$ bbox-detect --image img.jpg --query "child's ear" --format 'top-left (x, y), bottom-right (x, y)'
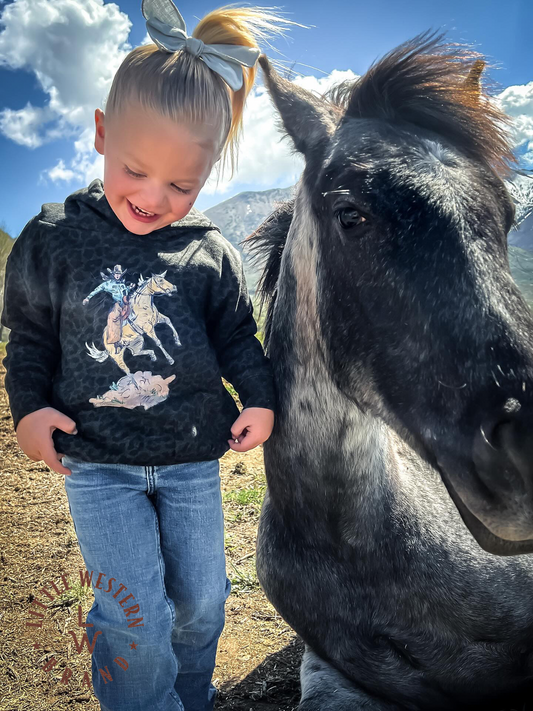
top-left (94, 109), bottom-right (105, 155)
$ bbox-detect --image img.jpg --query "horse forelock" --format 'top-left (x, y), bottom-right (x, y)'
top-left (325, 30), bottom-right (516, 178)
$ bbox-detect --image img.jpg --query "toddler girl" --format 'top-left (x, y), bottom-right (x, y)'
top-left (1, 1), bottom-right (290, 709)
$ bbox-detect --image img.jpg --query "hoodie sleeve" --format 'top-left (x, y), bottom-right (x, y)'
top-left (1, 216), bottom-right (61, 430)
top-left (205, 241), bottom-right (276, 412)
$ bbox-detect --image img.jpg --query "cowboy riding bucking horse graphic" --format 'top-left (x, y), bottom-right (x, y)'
top-left (83, 264), bottom-right (180, 410)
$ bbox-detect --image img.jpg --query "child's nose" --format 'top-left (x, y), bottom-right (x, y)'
top-left (137, 188), bottom-right (168, 214)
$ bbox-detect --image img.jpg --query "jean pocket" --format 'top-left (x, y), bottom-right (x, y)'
top-left (62, 455), bottom-right (74, 477)
top-left (62, 455), bottom-right (85, 471)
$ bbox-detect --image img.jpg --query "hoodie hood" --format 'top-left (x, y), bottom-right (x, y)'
top-left (39, 177), bottom-right (219, 234)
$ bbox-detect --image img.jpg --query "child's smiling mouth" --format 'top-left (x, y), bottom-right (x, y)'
top-left (127, 199), bottom-right (160, 223)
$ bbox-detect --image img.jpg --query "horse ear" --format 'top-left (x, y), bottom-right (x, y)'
top-left (463, 59), bottom-right (485, 98)
top-left (259, 55), bottom-right (336, 160)
top-left (160, 270), bottom-right (167, 278)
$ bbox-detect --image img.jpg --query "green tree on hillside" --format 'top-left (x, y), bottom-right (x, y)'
top-left (0, 223), bottom-right (15, 342)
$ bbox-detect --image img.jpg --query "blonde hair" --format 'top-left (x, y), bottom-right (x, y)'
top-left (104, 5), bottom-right (296, 179)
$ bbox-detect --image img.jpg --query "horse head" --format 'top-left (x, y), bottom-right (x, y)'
top-left (254, 31), bottom-right (533, 554)
top-left (147, 271), bottom-right (177, 296)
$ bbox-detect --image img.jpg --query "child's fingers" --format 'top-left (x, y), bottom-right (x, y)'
top-left (41, 442), bottom-right (72, 476)
top-left (230, 425), bottom-right (245, 440)
top-left (227, 435), bottom-right (261, 452)
top-left (51, 412), bottom-right (78, 435)
top-left (230, 411), bottom-right (253, 439)
top-left (228, 439), bottom-right (248, 452)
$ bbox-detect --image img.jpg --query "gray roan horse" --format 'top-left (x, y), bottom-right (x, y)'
top-left (249, 32), bottom-right (533, 711)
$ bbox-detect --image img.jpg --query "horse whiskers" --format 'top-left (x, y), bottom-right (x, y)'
top-left (322, 189), bottom-right (352, 197)
top-left (480, 424), bottom-right (497, 451)
top-left (436, 378), bottom-right (467, 389)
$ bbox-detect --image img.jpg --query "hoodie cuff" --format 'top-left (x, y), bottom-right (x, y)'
top-left (235, 371), bottom-right (276, 412)
top-left (9, 396), bottom-right (52, 432)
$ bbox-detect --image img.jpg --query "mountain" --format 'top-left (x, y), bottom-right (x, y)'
top-left (506, 172), bottom-right (533, 251)
top-left (203, 186), bottom-right (294, 293)
top-left (509, 245), bottom-right (533, 308)
top-left (508, 212), bottom-right (533, 252)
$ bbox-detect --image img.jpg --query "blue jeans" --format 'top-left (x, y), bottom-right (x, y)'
top-left (62, 456), bottom-right (231, 711)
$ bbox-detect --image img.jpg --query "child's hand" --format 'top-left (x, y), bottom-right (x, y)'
top-left (16, 407), bottom-right (78, 476)
top-left (228, 407), bottom-right (275, 453)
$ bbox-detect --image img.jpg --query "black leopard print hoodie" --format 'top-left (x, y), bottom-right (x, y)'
top-left (1, 178), bottom-right (275, 465)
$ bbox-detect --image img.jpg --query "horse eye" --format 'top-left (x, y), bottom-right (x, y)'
top-left (336, 208), bottom-right (367, 230)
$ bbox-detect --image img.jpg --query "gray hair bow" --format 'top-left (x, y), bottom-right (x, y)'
top-left (141, 0), bottom-right (260, 91)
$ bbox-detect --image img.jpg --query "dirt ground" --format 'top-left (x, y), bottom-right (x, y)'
top-left (0, 353), bottom-right (303, 711)
top-left (4, 353), bottom-right (533, 711)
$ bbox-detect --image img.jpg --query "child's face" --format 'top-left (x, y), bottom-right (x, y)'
top-left (94, 102), bottom-right (222, 234)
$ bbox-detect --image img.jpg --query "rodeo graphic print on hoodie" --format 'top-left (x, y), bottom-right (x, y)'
top-left (1, 178), bottom-right (275, 465)
top-left (83, 263), bottom-right (180, 410)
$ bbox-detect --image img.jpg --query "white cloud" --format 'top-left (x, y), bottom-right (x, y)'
top-left (0, 0), bottom-right (131, 181)
top-left (203, 68), bottom-right (359, 198)
top-left (496, 81), bottom-right (533, 167)
top-left (46, 157), bottom-right (76, 182)
top-left (497, 82), bottom-right (533, 142)
top-left (0, 102), bottom-right (57, 147)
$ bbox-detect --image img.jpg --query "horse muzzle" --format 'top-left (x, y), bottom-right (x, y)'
top-left (468, 400), bottom-right (533, 540)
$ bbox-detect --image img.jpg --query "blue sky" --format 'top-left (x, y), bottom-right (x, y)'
top-left (1, 0), bottom-right (532, 238)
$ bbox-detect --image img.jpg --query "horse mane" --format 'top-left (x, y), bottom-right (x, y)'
top-left (246, 199), bottom-right (294, 348)
top-left (132, 272), bottom-right (168, 296)
top-left (247, 31), bottom-right (519, 348)
top-left (131, 273), bottom-right (156, 300)
top-left (327, 30), bottom-right (516, 177)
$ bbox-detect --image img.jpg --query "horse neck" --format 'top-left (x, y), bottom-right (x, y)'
top-left (266, 186), bottom-right (397, 516)
top-left (132, 281), bottom-right (154, 305)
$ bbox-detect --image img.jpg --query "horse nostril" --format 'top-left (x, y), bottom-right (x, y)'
top-left (479, 399), bottom-right (523, 449)
top-left (483, 419), bottom-right (513, 450)
top-left (474, 400), bottom-right (533, 496)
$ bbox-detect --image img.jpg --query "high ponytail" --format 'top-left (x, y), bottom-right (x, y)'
top-left (192, 6), bottom-right (297, 176)
top-left (104, 5), bottom-right (300, 179)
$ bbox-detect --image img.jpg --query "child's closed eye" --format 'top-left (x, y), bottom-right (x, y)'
top-left (123, 165), bottom-right (191, 195)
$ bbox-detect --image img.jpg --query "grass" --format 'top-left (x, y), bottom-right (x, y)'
top-left (253, 295), bottom-right (266, 346)
top-left (227, 557), bottom-right (260, 594)
top-left (223, 485), bottom-right (266, 524)
top-left (224, 486), bottom-right (265, 508)
top-left (223, 379), bottom-right (240, 402)
top-left (48, 578), bottom-right (93, 610)
top-left (223, 481), bottom-right (266, 594)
